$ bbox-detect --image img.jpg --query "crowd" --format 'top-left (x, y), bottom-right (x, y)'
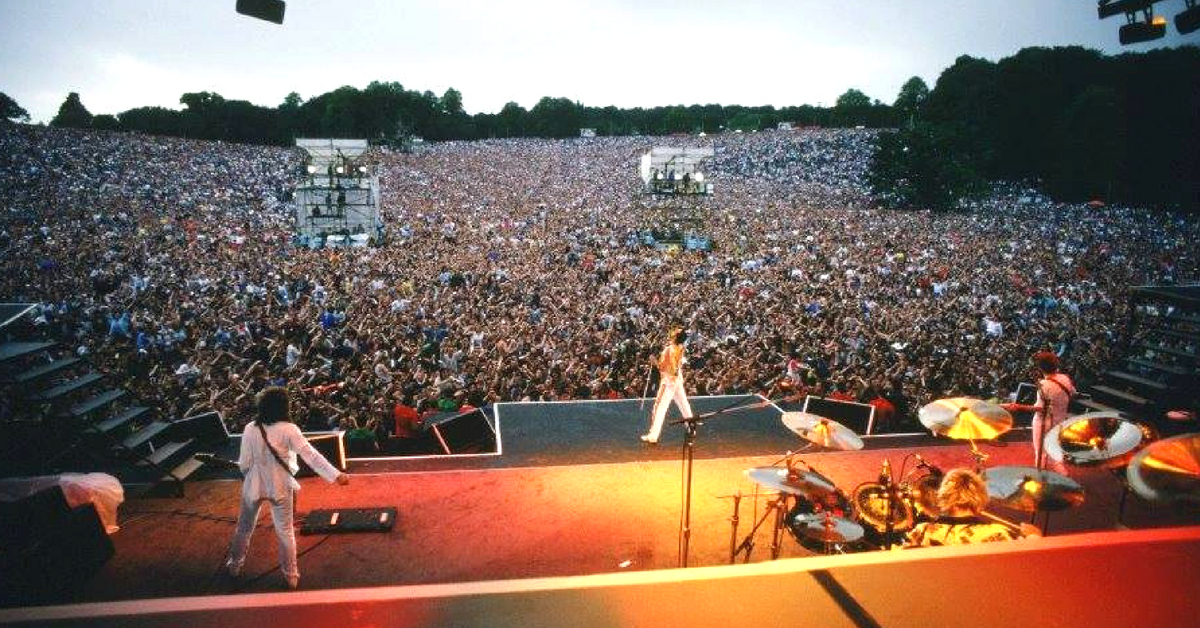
top-left (3, 122), bottom-right (1198, 441)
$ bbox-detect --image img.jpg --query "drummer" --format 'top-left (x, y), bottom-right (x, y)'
top-left (904, 469), bottom-right (1040, 547)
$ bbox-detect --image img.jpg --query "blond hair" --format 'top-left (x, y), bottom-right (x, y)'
top-left (936, 468), bottom-right (989, 514)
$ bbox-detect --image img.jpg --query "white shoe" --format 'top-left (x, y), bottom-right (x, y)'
top-left (640, 434), bottom-right (657, 445)
top-left (224, 559), bottom-right (242, 578)
top-left (285, 574), bottom-right (299, 589)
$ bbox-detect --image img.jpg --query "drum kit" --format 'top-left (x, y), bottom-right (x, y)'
top-left (730, 397), bottom-right (1193, 562)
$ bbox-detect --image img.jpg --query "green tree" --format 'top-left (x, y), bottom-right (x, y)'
top-left (497, 101), bottom-right (527, 137)
top-left (893, 76), bottom-right (929, 127)
top-left (440, 87), bottom-right (464, 115)
top-left (835, 88), bottom-right (871, 109)
top-left (1, 91), bottom-right (29, 122)
top-left (91, 114), bottom-right (121, 131)
top-left (118, 106), bottom-right (188, 136)
top-left (1050, 86), bottom-right (1125, 202)
top-left (868, 123), bottom-right (984, 211)
top-left (50, 92), bottom-right (93, 128)
top-left (528, 96), bottom-right (583, 138)
top-left (726, 111), bottom-right (762, 132)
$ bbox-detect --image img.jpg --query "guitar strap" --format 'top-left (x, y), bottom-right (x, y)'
top-left (1043, 374), bottom-right (1074, 397)
top-left (256, 422), bottom-right (293, 474)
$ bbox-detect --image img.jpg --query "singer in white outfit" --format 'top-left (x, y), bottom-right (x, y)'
top-left (225, 387), bottom-right (349, 589)
top-left (642, 328), bottom-right (692, 444)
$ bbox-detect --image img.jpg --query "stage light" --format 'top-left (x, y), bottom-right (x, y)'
top-left (336, 166), bottom-right (345, 175)
top-left (1119, 17), bottom-right (1167, 42)
top-left (1098, 0), bottom-right (1156, 20)
top-left (655, 172), bottom-right (663, 180)
top-left (358, 165), bottom-right (367, 173)
top-left (694, 172), bottom-right (704, 182)
top-left (236, 0), bottom-right (285, 24)
top-left (1177, 1), bottom-right (1200, 34)
top-left (306, 165), bottom-right (316, 174)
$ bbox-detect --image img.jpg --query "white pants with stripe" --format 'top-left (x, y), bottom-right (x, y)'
top-left (646, 375), bottom-right (692, 442)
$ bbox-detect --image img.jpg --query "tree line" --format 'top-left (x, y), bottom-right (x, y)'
top-left (3, 44), bottom-right (1196, 211)
top-left (869, 45), bottom-right (1200, 212)
top-left (9, 83), bottom-right (895, 146)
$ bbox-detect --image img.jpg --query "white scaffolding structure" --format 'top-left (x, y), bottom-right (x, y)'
top-left (293, 139), bottom-right (383, 245)
top-left (639, 146), bottom-right (715, 195)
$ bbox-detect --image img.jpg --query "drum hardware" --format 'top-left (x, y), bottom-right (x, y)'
top-left (781, 411), bottom-right (864, 451)
top-left (668, 394), bottom-right (788, 568)
top-left (1045, 413), bottom-right (1157, 527)
top-left (1126, 432), bottom-right (1200, 504)
top-left (731, 487), bottom-right (793, 563)
top-left (737, 455), bottom-right (848, 561)
top-left (919, 397), bottom-right (1012, 472)
top-left (985, 465), bottom-right (1085, 534)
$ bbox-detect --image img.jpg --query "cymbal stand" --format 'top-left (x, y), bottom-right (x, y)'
top-left (732, 491), bottom-right (791, 563)
top-left (820, 511), bottom-right (838, 556)
top-left (728, 491), bottom-right (742, 564)
top-left (969, 439), bottom-right (989, 472)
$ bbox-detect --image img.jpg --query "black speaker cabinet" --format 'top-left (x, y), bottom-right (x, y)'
top-left (802, 396), bottom-right (877, 435)
top-left (424, 408), bottom-right (496, 454)
top-left (296, 432), bottom-right (347, 477)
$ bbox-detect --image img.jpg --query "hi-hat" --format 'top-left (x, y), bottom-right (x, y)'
top-left (919, 397), bottom-right (1013, 440)
top-left (985, 465), bottom-right (1084, 512)
top-left (790, 513), bottom-right (865, 544)
top-left (1048, 412), bottom-right (1155, 467)
top-left (781, 411), bottom-right (863, 451)
top-left (745, 466), bottom-right (839, 499)
top-left (1126, 433), bottom-right (1200, 503)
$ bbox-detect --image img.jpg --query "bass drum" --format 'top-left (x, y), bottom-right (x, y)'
top-left (851, 482), bottom-right (914, 547)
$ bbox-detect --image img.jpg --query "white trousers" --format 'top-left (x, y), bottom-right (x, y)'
top-left (646, 375), bottom-right (692, 441)
top-left (227, 492), bottom-right (298, 580)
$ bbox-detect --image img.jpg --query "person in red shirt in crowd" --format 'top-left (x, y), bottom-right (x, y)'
top-left (392, 394), bottom-right (422, 438)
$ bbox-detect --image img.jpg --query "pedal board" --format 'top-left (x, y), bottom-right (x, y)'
top-left (300, 507), bottom-right (397, 534)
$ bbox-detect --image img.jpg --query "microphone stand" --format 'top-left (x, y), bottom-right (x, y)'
top-left (669, 393), bottom-right (791, 568)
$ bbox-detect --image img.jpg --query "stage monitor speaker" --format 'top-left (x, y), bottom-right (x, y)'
top-left (425, 408), bottom-right (496, 454)
top-left (0, 484), bottom-right (72, 549)
top-left (803, 396), bottom-right (876, 435)
top-left (173, 410), bottom-right (231, 445)
top-left (296, 432), bottom-right (346, 477)
top-left (0, 502), bottom-right (113, 606)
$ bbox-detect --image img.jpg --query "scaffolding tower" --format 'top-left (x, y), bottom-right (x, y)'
top-left (293, 138), bottom-right (383, 246)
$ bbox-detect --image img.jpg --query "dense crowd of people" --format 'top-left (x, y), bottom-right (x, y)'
top-left (3, 122), bottom-right (1198, 442)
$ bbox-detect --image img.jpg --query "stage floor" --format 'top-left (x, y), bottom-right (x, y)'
top-left (30, 434), bottom-right (1199, 607)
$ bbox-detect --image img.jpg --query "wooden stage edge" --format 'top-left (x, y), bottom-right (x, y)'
top-left (4, 525), bottom-right (1199, 628)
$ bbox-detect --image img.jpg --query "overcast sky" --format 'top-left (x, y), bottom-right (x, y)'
top-left (1, 0), bottom-right (1196, 123)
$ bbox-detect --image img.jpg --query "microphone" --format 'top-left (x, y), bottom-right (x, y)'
top-left (914, 454), bottom-right (943, 475)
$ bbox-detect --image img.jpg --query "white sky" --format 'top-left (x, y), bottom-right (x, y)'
top-left (1, 0), bottom-right (1196, 123)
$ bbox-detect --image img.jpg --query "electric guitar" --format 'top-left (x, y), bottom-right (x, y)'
top-left (194, 452), bottom-right (241, 471)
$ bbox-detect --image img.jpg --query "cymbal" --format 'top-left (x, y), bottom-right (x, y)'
top-left (1126, 433), bottom-right (1200, 503)
top-left (791, 513), bottom-right (865, 544)
top-left (1049, 413), bottom-right (1154, 468)
top-left (985, 466), bottom-right (1084, 512)
top-left (919, 397), bottom-right (1013, 440)
top-left (745, 466), bottom-right (839, 498)
top-left (781, 411), bottom-right (863, 451)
